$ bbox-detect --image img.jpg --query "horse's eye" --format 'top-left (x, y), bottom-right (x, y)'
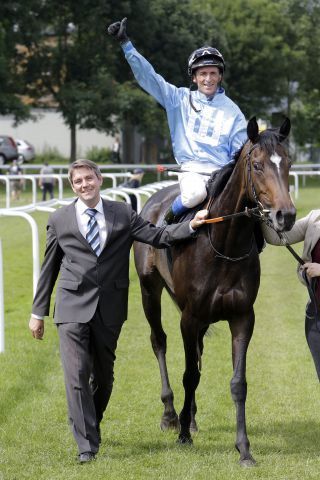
top-left (253, 162), bottom-right (263, 172)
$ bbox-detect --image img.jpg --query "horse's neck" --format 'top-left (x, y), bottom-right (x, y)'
top-left (213, 159), bottom-right (247, 216)
top-left (208, 156), bottom-right (256, 251)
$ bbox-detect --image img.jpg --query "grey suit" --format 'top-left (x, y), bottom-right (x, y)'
top-left (32, 198), bottom-right (195, 454)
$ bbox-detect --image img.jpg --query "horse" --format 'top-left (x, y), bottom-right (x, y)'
top-left (133, 117), bottom-right (296, 466)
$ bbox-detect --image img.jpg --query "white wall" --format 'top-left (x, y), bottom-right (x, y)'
top-left (0, 109), bottom-right (115, 157)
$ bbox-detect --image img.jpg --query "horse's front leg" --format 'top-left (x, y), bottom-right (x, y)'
top-left (140, 280), bottom-right (179, 431)
top-left (189, 326), bottom-right (207, 433)
top-left (228, 313), bottom-right (256, 467)
top-left (178, 313), bottom-right (201, 444)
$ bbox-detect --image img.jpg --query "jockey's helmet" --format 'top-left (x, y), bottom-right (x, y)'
top-left (188, 46), bottom-right (225, 77)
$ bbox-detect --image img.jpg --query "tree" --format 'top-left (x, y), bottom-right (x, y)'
top-left (285, 0), bottom-right (320, 147)
top-left (4, 0), bottom-right (119, 161)
top-left (0, 16), bottom-right (30, 122)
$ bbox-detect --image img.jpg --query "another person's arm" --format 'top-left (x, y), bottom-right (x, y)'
top-left (262, 211), bottom-right (312, 246)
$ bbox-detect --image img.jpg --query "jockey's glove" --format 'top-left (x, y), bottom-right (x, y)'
top-left (107, 17), bottom-right (129, 45)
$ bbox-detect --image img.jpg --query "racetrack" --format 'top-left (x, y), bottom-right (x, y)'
top-left (0, 182), bottom-right (319, 479)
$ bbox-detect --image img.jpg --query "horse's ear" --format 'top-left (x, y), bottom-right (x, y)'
top-left (279, 117), bottom-right (291, 141)
top-left (247, 116), bottom-right (260, 143)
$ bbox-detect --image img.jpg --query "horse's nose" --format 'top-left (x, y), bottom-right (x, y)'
top-left (275, 207), bottom-right (296, 231)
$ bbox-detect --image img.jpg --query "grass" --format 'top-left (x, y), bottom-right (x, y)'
top-left (0, 182), bottom-right (320, 479)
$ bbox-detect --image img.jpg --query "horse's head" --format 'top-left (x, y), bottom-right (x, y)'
top-left (244, 116), bottom-right (296, 232)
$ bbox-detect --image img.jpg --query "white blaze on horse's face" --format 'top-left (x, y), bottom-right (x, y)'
top-left (270, 153), bottom-right (282, 173)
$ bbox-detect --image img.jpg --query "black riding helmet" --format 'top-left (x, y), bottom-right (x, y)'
top-left (188, 46), bottom-right (225, 77)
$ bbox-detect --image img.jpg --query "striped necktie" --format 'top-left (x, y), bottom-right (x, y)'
top-left (85, 208), bottom-right (101, 256)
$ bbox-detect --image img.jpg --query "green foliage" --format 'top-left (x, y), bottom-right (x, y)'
top-left (0, 22), bottom-right (30, 122)
top-left (85, 146), bottom-right (112, 163)
top-left (117, 81), bottom-right (169, 138)
top-left (36, 146), bottom-right (68, 164)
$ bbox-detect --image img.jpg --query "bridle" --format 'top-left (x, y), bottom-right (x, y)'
top-left (244, 143), bottom-right (262, 206)
top-left (206, 141), bottom-right (267, 262)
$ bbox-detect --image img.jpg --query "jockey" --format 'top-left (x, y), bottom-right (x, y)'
top-left (108, 18), bottom-right (247, 222)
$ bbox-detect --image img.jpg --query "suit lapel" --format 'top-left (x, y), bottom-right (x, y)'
top-left (101, 198), bottom-right (115, 252)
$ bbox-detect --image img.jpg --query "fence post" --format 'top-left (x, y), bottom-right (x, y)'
top-left (0, 238), bottom-right (4, 352)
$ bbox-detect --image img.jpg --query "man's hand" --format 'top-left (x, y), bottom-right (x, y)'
top-left (190, 209), bottom-right (208, 230)
top-left (107, 17), bottom-right (129, 44)
top-left (29, 316), bottom-right (44, 340)
top-left (302, 262), bottom-right (320, 278)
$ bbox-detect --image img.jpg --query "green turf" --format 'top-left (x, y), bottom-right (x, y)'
top-left (0, 186), bottom-right (320, 479)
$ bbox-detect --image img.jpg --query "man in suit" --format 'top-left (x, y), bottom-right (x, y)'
top-left (29, 159), bottom-right (207, 463)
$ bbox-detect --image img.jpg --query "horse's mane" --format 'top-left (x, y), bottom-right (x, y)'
top-left (206, 161), bottom-right (236, 198)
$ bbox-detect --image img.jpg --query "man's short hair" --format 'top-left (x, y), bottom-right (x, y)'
top-left (68, 159), bottom-right (102, 184)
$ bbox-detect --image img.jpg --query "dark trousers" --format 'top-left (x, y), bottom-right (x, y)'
top-left (305, 314), bottom-right (320, 380)
top-left (42, 182), bottom-right (54, 200)
top-left (57, 306), bottom-right (123, 454)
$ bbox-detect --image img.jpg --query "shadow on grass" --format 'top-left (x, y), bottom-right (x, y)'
top-left (100, 418), bottom-right (320, 460)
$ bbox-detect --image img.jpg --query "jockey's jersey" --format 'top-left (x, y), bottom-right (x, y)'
top-left (122, 41), bottom-right (247, 169)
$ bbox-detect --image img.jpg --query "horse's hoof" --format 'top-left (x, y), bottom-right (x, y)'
top-left (176, 435), bottom-right (193, 445)
top-left (160, 414), bottom-right (180, 432)
top-left (239, 456), bottom-right (256, 468)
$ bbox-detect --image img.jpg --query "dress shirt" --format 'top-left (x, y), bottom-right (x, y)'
top-left (75, 197), bottom-right (107, 250)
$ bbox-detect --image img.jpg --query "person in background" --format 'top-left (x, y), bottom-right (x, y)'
top-left (263, 210), bottom-right (320, 379)
top-left (119, 168), bottom-right (145, 211)
top-left (9, 159), bottom-right (23, 201)
top-left (108, 18), bottom-right (247, 223)
top-left (29, 159), bottom-right (208, 464)
top-left (111, 136), bottom-right (121, 163)
top-left (39, 162), bottom-right (54, 201)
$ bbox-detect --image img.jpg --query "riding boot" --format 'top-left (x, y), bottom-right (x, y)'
top-left (164, 195), bottom-right (192, 225)
top-left (164, 206), bottom-right (176, 225)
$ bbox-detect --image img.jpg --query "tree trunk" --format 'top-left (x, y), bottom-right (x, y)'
top-left (70, 121), bottom-right (77, 163)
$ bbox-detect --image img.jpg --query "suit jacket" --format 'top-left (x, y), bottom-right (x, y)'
top-left (263, 209), bottom-right (320, 286)
top-left (32, 198), bottom-right (195, 325)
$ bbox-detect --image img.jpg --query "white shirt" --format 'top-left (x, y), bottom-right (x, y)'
top-left (75, 197), bottom-right (107, 251)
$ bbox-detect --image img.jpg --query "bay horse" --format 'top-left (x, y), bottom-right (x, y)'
top-left (133, 117), bottom-right (296, 466)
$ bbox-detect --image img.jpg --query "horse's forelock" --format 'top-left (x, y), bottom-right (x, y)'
top-left (258, 128), bottom-right (287, 155)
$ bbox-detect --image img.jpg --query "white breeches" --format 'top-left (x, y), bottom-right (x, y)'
top-left (179, 162), bottom-right (219, 208)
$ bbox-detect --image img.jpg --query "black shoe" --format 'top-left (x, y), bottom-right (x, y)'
top-left (78, 452), bottom-right (96, 464)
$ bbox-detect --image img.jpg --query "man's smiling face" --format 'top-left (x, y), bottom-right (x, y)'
top-left (193, 66), bottom-right (222, 97)
top-left (71, 166), bottom-right (103, 207)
